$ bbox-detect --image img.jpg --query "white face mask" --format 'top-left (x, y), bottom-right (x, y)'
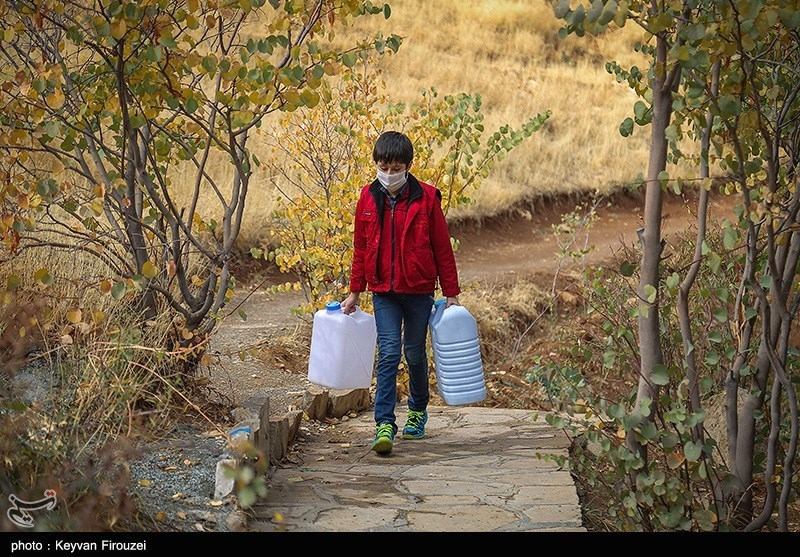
top-left (377, 169), bottom-right (407, 194)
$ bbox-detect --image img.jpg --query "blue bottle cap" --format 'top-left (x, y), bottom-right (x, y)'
top-left (434, 299), bottom-right (447, 307)
top-left (326, 301), bottom-right (342, 311)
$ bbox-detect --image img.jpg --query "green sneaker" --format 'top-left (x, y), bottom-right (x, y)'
top-left (371, 423), bottom-right (395, 455)
top-left (402, 409), bottom-right (428, 439)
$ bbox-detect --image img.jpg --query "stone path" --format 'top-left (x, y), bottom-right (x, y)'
top-left (249, 405), bottom-right (584, 532)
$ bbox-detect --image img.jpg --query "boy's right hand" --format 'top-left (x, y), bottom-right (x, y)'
top-left (342, 292), bottom-right (360, 315)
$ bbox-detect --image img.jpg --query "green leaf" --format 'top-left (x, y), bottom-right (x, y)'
top-left (6, 274), bottom-right (21, 291)
top-left (651, 364), bottom-right (670, 386)
top-left (723, 228), bottom-right (738, 249)
top-left (705, 351), bottom-right (719, 366)
top-left (666, 272), bottom-right (680, 289)
top-left (238, 309), bottom-right (247, 321)
top-left (759, 275), bottom-right (772, 289)
top-left (684, 440), bottom-right (703, 462)
top-left (745, 307), bottom-right (757, 320)
top-left (644, 284), bottom-right (657, 304)
top-left (662, 431), bottom-right (680, 449)
top-left (707, 251), bottom-right (721, 274)
top-left (111, 281), bottom-right (126, 300)
top-left (553, 0), bottom-right (571, 19)
top-left (609, 403), bottom-right (626, 419)
top-left (597, 0), bottom-right (618, 26)
top-left (341, 53), bottom-right (357, 68)
top-left (634, 100), bottom-right (649, 124)
top-left (620, 260), bottom-right (635, 277)
top-left (185, 97), bottom-right (199, 114)
top-left (619, 117), bottom-right (634, 137)
top-left (383, 4), bottom-right (391, 18)
top-left (708, 331), bottom-right (722, 343)
top-left (712, 307), bottom-right (728, 323)
top-left (238, 486), bottom-right (256, 508)
top-left (639, 421), bottom-right (658, 441)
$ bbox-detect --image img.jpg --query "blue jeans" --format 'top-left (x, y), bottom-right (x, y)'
top-left (372, 291), bottom-right (435, 432)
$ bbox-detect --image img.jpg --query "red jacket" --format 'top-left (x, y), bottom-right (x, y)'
top-left (350, 175), bottom-right (461, 297)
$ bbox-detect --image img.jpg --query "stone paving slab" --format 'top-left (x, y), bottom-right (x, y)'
top-left (249, 406), bottom-right (585, 532)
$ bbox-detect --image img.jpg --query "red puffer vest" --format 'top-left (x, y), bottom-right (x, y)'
top-left (349, 174), bottom-right (461, 297)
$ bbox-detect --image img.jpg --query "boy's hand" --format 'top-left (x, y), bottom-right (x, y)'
top-left (342, 292), bottom-right (360, 315)
top-left (446, 296), bottom-right (460, 308)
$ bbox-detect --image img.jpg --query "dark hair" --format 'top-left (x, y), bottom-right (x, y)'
top-left (372, 131), bottom-right (413, 165)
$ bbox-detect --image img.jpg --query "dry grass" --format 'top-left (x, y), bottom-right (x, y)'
top-left (324, 0), bottom-right (659, 221)
top-left (183, 0), bottom-right (683, 250)
top-left (459, 276), bottom-right (552, 368)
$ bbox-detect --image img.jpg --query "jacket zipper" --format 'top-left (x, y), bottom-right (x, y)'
top-left (390, 204), bottom-right (395, 291)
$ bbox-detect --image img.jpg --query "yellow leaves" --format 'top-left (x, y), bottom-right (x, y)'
top-left (110, 20), bottom-right (127, 40)
top-left (141, 260), bottom-right (158, 279)
top-left (34, 268), bottom-right (53, 286)
top-left (47, 87), bottom-right (65, 109)
top-left (66, 308), bottom-right (82, 324)
top-left (187, 0), bottom-right (199, 12)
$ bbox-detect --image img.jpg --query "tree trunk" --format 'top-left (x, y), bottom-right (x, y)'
top-left (626, 35), bottom-right (672, 476)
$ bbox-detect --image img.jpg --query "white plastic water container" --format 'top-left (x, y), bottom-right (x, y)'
top-left (429, 299), bottom-right (486, 405)
top-left (307, 301), bottom-right (377, 390)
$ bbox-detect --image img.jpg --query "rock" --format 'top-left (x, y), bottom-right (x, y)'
top-left (328, 388), bottom-right (370, 418)
top-left (214, 459), bottom-right (237, 500)
top-left (286, 410), bottom-right (303, 445)
top-left (303, 385), bottom-right (330, 421)
top-left (268, 415), bottom-right (290, 465)
top-left (226, 509), bottom-right (248, 532)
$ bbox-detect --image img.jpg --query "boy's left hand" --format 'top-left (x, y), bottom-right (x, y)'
top-left (446, 296), bottom-right (460, 308)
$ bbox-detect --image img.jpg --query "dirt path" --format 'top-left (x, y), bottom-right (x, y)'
top-left (452, 190), bottom-right (736, 285)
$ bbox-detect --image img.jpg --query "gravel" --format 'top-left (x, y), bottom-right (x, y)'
top-left (127, 423), bottom-right (248, 532)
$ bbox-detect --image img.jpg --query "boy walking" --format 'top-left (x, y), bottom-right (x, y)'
top-left (341, 131), bottom-right (461, 455)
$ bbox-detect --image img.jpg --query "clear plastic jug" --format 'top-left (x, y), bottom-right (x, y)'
top-left (308, 301), bottom-right (377, 390)
top-left (429, 299), bottom-right (486, 405)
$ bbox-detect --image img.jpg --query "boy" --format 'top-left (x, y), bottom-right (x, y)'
top-left (341, 131), bottom-right (461, 455)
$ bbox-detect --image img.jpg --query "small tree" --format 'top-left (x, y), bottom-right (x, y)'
top-left (261, 56), bottom-right (551, 314)
top-left (551, 0), bottom-right (800, 530)
top-left (0, 0), bottom-right (395, 355)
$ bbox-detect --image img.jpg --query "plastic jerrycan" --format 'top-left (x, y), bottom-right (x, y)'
top-left (429, 299), bottom-right (487, 405)
top-left (308, 301), bottom-right (377, 390)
